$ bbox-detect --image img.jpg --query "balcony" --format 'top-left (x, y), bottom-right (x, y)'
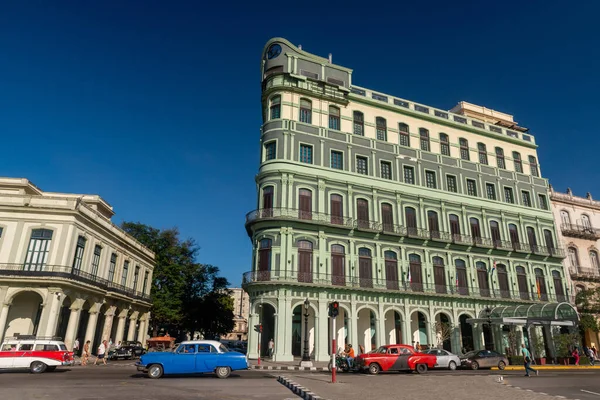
top-left (0, 264), bottom-right (150, 301)
top-left (245, 208), bottom-right (356, 231)
top-left (242, 270), bottom-right (552, 303)
top-left (569, 267), bottom-right (600, 282)
top-left (561, 223), bottom-right (600, 240)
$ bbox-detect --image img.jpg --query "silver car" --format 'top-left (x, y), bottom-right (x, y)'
top-left (423, 349), bottom-right (461, 370)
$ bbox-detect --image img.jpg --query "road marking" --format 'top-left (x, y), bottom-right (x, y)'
top-left (581, 389), bottom-right (600, 396)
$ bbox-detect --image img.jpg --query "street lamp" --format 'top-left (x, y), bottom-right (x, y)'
top-left (300, 298), bottom-right (313, 367)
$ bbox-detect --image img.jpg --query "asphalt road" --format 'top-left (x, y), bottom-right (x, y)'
top-left (0, 363), bottom-right (298, 400)
top-left (503, 370), bottom-right (600, 399)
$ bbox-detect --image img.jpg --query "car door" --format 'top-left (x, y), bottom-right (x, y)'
top-left (0, 344), bottom-right (15, 368)
top-left (436, 350), bottom-right (449, 368)
top-left (14, 343), bottom-right (34, 368)
top-left (478, 351), bottom-right (492, 367)
top-left (488, 351), bottom-right (501, 367)
top-left (196, 344), bottom-right (219, 373)
top-left (385, 347), bottom-right (400, 371)
top-left (172, 344), bottom-right (197, 374)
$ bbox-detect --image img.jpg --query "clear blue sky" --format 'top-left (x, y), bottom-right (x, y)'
top-left (1, 1), bottom-right (599, 286)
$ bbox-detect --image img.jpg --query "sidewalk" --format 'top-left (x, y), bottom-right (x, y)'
top-left (249, 358), bottom-right (330, 371)
top-left (492, 364), bottom-right (600, 370)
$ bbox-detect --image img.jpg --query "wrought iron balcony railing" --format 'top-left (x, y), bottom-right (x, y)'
top-left (561, 223), bottom-right (600, 240)
top-left (242, 270), bottom-right (555, 303)
top-left (245, 208), bottom-right (355, 228)
top-left (0, 264), bottom-right (151, 301)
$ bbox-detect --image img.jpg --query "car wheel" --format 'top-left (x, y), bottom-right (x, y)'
top-left (148, 364), bottom-right (163, 379)
top-left (30, 361), bottom-right (47, 374)
top-left (416, 364), bottom-right (428, 374)
top-left (471, 361), bottom-right (479, 370)
top-left (368, 363), bottom-right (380, 375)
top-left (215, 366), bottom-right (231, 379)
top-left (448, 361), bottom-right (457, 371)
top-left (327, 361), bottom-right (333, 372)
top-left (498, 361), bottom-right (506, 370)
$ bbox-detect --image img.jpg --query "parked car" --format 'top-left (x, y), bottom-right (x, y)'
top-left (0, 335), bottom-right (74, 373)
top-left (135, 340), bottom-right (248, 379)
top-left (460, 349), bottom-right (508, 370)
top-left (354, 344), bottom-right (437, 374)
top-left (108, 341), bottom-right (145, 360)
top-left (422, 349), bottom-right (462, 370)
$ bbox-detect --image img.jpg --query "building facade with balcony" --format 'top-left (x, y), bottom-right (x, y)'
top-left (0, 178), bottom-right (154, 352)
top-left (550, 186), bottom-right (600, 346)
top-left (243, 38), bottom-right (568, 362)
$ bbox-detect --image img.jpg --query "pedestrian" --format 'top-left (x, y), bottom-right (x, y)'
top-left (94, 340), bottom-right (108, 365)
top-left (573, 347), bottom-right (580, 366)
top-left (587, 347), bottom-right (596, 366)
top-left (415, 342), bottom-right (420, 351)
top-left (521, 343), bottom-right (538, 377)
top-left (592, 345), bottom-right (598, 358)
top-left (73, 338), bottom-right (80, 356)
top-left (82, 340), bottom-right (91, 366)
top-left (268, 338), bottom-right (274, 358)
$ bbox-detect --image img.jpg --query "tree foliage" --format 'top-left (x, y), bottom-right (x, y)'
top-left (434, 321), bottom-right (453, 348)
top-left (121, 222), bottom-right (234, 338)
top-left (576, 287), bottom-right (600, 314)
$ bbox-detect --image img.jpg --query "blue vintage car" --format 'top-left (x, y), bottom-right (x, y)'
top-left (136, 340), bottom-right (248, 379)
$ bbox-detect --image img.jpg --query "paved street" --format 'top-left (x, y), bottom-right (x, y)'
top-left (0, 363), bottom-right (297, 400)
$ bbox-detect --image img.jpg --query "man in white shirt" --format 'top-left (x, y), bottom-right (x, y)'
top-left (94, 340), bottom-right (108, 365)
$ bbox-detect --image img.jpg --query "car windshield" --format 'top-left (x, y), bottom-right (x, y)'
top-left (219, 344), bottom-right (229, 353)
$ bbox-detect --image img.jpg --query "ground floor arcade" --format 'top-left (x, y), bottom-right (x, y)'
top-left (245, 285), bottom-right (560, 362)
top-left (0, 284), bottom-right (150, 354)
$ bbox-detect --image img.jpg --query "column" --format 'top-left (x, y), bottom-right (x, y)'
top-left (101, 307), bottom-right (116, 343)
top-left (349, 295), bottom-right (358, 350)
top-left (247, 312), bottom-right (259, 360)
top-left (84, 311), bottom-right (99, 352)
top-left (114, 315), bottom-right (127, 344)
top-left (64, 306), bottom-right (82, 351)
top-left (43, 290), bottom-right (64, 337)
top-left (276, 292), bottom-right (292, 361)
top-left (0, 303), bottom-right (11, 343)
top-left (472, 323), bottom-right (483, 350)
top-left (316, 296), bottom-right (329, 362)
top-left (137, 315), bottom-right (147, 343)
top-left (377, 302), bottom-right (385, 348)
top-left (141, 312), bottom-right (150, 346)
top-left (543, 324), bottom-right (556, 362)
top-left (127, 315), bottom-right (138, 341)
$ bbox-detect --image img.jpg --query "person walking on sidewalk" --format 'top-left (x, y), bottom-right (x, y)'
top-left (94, 340), bottom-right (108, 365)
top-left (73, 338), bottom-right (80, 357)
top-left (573, 347), bottom-right (580, 366)
top-left (521, 343), bottom-right (538, 377)
top-left (268, 339), bottom-right (274, 359)
top-left (82, 340), bottom-right (91, 366)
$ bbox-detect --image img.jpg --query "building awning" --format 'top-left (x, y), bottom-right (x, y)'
top-left (466, 302), bottom-right (579, 326)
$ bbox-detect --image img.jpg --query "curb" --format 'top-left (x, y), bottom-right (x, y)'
top-left (252, 365), bottom-right (328, 372)
top-left (492, 366), bottom-right (600, 371)
top-left (277, 375), bottom-right (330, 400)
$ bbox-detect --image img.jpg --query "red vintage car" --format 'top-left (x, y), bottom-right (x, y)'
top-left (355, 344), bottom-right (437, 374)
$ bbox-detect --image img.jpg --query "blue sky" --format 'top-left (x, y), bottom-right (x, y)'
top-left (1, 1), bottom-right (599, 286)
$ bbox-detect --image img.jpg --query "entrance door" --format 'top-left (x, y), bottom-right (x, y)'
top-left (516, 267), bottom-right (529, 300)
top-left (476, 263), bottom-right (490, 297)
top-left (385, 251), bottom-right (399, 290)
top-left (409, 255), bottom-right (423, 292)
top-left (331, 245), bottom-right (345, 286)
top-left (433, 257), bottom-right (446, 293)
top-left (497, 265), bottom-right (510, 298)
top-left (359, 248), bottom-right (373, 288)
top-left (297, 241), bottom-right (313, 283)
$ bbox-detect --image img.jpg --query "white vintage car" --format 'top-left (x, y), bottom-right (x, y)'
top-left (0, 335), bottom-right (74, 373)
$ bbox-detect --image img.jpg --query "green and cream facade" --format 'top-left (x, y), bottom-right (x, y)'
top-left (243, 38), bottom-right (567, 362)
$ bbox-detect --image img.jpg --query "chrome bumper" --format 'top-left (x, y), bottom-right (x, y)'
top-left (135, 362), bottom-right (147, 372)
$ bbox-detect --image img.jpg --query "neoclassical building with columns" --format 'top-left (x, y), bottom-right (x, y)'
top-left (0, 177), bottom-right (154, 353)
top-left (243, 38), bottom-right (572, 363)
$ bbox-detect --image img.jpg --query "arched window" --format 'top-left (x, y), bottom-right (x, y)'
top-left (381, 203), bottom-right (394, 232)
top-left (72, 235), bottom-right (87, 272)
top-left (459, 138), bottom-right (469, 160)
top-left (376, 117), bottom-right (387, 141)
top-left (432, 256), bottom-right (446, 293)
top-left (356, 199), bottom-right (369, 229)
top-left (299, 98), bottom-right (312, 123)
top-left (544, 229), bottom-right (555, 253)
top-left (470, 217), bottom-right (481, 242)
top-left (297, 240), bottom-right (313, 283)
top-left (358, 248), bottom-right (373, 288)
top-left (405, 207), bottom-right (417, 234)
top-left (535, 268), bottom-right (547, 300)
top-left (353, 111), bottom-right (364, 136)
top-left (497, 264), bottom-right (510, 298)
top-left (568, 247), bottom-right (579, 270)
top-left (262, 186), bottom-right (274, 217)
top-left (384, 251), bottom-right (399, 290)
top-left (490, 221), bottom-right (501, 246)
top-left (439, 133), bottom-right (450, 156)
top-left (24, 228), bottom-right (54, 271)
top-left (331, 244), bottom-right (345, 286)
top-left (516, 266), bottom-right (529, 300)
top-left (270, 95), bottom-right (281, 120)
top-left (477, 143), bottom-right (488, 165)
top-left (552, 270), bottom-right (566, 301)
top-left (329, 106), bottom-right (340, 130)
top-left (449, 214), bottom-right (461, 239)
top-left (495, 147), bottom-right (505, 169)
top-left (428, 210), bottom-right (440, 238)
top-left (330, 194), bottom-right (343, 225)
top-left (399, 123), bottom-right (410, 146)
top-left (476, 261), bottom-right (490, 297)
top-left (560, 210), bottom-right (571, 227)
top-left (409, 254), bottom-right (423, 292)
top-left (528, 155), bottom-right (539, 177)
top-left (419, 128), bottom-right (430, 151)
top-left (299, 189), bottom-right (312, 220)
top-left (590, 250), bottom-right (599, 271)
top-left (508, 224), bottom-right (519, 247)
top-left (526, 227), bottom-right (538, 252)
top-left (257, 238), bottom-right (272, 281)
top-left (513, 151), bottom-right (523, 173)
top-left (455, 259), bottom-right (468, 295)
top-left (582, 215), bottom-right (592, 229)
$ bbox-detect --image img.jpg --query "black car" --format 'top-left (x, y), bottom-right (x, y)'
top-left (108, 341), bottom-right (145, 360)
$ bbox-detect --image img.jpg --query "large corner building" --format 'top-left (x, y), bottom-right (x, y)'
top-left (243, 38), bottom-right (574, 362)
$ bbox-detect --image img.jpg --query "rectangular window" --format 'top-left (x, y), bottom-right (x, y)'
top-left (486, 183), bottom-right (496, 200)
top-left (459, 139), bottom-right (470, 160)
top-left (466, 179), bottom-right (477, 196)
top-left (403, 166), bottom-right (415, 184)
top-left (330, 151), bottom-right (343, 170)
top-left (513, 152), bottom-right (523, 173)
top-left (496, 148), bottom-right (506, 169)
top-left (440, 134), bottom-right (450, 156)
top-left (108, 253), bottom-right (117, 282)
top-left (425, 170), bottom-right (437, 189)
top-left (529, 156), bottom-right (539, 177)
top-left (299, 99), bottom-right (312, 123)
top-left (24, 229), bottom-right (53, 271)
top-left (356, 156), bottom-right (368, 175)
top-left (399, 124), bottom-right (410, 146)
top-left (264, 142), bottom-right (276, 161)
top-left (381, 161), bottom-right (392, 180)
top-left (299, 144), bottom-right (313, 164)
top-left (504, 187), bottom-right (514, 204)
top-left (121, 261), bottom-right (129, 286)
top-left (72, 236), bottom-right (86, 272)
top-left (538, 194), bottom-right (548, 210)
top-left (329, 107), bottom-right (340, 130)
top-left (522, 191), bottom-right (532, 207)
top-left (353, 112), bottom-right (364, 136)
top-left (376, 117), bottom-right (387, 141)
top-left (478, 143), bottom-right (488, 165)
top-left (133, 266), bottom-right (140, 291)
top-left (270, 96), bottom-right (281, 120)
top-left (91, 245), bottom-right (102, 276)
top-left (446, 175), bottom-right (457, 193)
top-left (142, 271), bottom-right (149, 294)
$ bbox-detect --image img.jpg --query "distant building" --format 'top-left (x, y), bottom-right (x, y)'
top-left (550, 186), bottom-right (600, 347)
top-left (0, 178), bottom-right (155, 351)
top-left (221, 288), bottom-right (249, 341)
